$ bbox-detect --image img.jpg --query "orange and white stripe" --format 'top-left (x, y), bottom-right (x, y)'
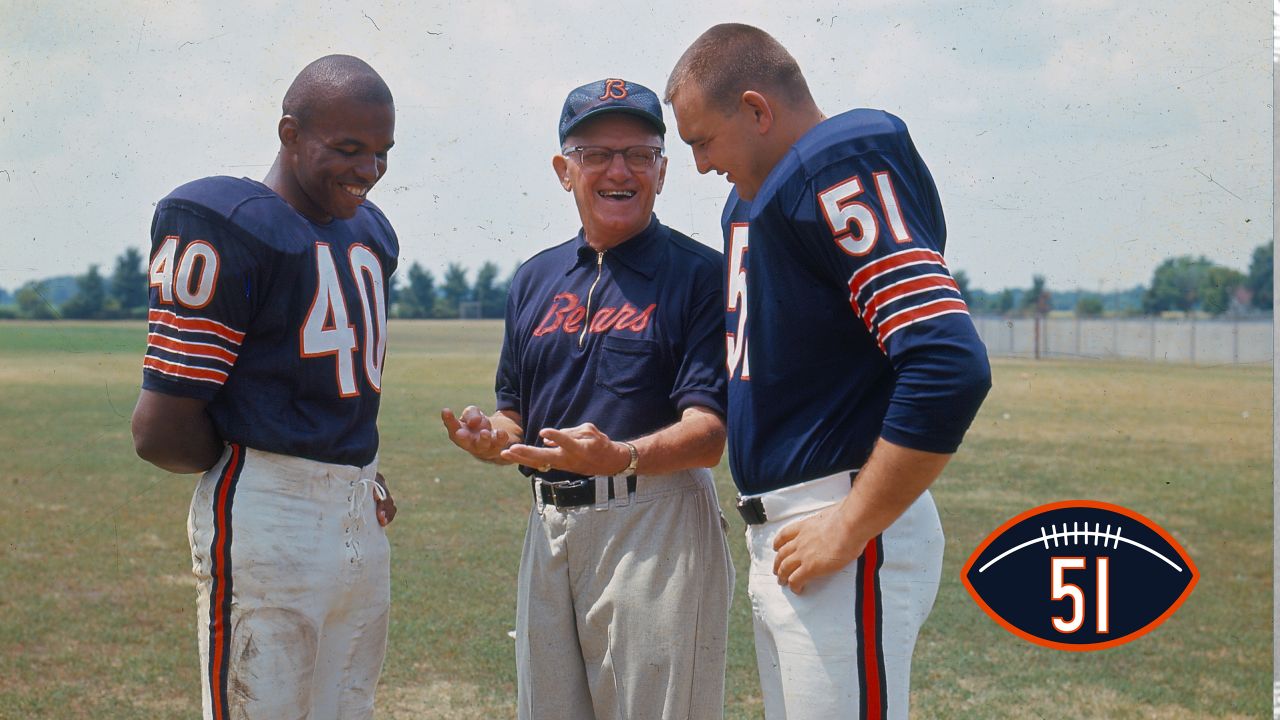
top-left (147, 333), bottom-right (238, 366)
top-left (847, 247), bottom-right (948, 305)
top-left (143, 356), bottom-right (230, 385)
top-left (145, 308), bottom-right (243, 387)
top-left (877, 298), bottom-right (971, 345)
top-left (859, 273), bottom-right (959, 328)
top-left (148, 308), bottom-right (245, 345)
top-left (846, 248), bottom-right (969, 351)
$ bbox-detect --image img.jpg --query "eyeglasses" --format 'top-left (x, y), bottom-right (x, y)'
top-left (562, 145), bottom-right (664, 171)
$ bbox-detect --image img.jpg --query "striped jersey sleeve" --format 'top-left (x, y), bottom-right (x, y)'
top-left (142, 205), bottom-right (256, 401)
top-left (794, 140), bottom-right (990, 454)
top-left (847, 247), bottom-right (968, 353)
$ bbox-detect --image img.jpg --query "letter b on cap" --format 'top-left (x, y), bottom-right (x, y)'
top-left (600, 79), bottom-right (628, 100)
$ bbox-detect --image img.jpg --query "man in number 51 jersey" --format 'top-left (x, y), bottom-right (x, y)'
top-left (667, 25), bottom-right (991, 720)
top-left (131, 55), bottom-right (399, 720)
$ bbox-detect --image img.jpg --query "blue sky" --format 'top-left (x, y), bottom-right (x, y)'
top-left (0, 0), bottom-right (1271, 293)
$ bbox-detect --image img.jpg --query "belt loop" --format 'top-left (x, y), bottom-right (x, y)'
top-left (611, 474), bottom-right (631, 507)
top-left (532, 477), bottom-right (547, 515)
top-left (593, 475), bottom-right (610, 510)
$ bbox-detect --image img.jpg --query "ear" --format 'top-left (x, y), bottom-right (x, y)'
top-left (655, 156), bottom-right (668, 194)
top-left (552, 154), bottom-right (572, 191)
top-left (740, 91), bottom-right (774, 135)
top-left (278, 115), bottom-right (301, 147)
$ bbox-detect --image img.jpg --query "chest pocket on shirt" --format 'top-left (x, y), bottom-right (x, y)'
top-left (596, 336), bottom-right (660, 398)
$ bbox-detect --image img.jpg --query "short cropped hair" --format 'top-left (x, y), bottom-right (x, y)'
top-left (282, 55), bottom-right (393, 124)
top-left (665, 23), bottom-right (812, 113)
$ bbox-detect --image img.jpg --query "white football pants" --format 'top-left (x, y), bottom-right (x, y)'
top-left (744, 472), bottom-right (944, 720)
top-left (189, 445), bottom-right (390, 720)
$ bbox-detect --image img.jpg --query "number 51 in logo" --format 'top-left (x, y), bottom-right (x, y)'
top-left (962, 500), bottom-right (1197, 651)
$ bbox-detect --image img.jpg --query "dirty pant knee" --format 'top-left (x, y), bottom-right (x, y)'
top-left (225, 607), bottom-right (319, 719)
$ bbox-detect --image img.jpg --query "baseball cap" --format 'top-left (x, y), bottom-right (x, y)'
top-left (558, 78), bottom-right (666, 146)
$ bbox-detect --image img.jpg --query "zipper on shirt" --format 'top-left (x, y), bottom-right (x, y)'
top-left (579, 250), bottom-right (605, 348)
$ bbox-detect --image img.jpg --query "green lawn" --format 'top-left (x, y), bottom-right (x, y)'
top-left (0, 320), bottom-right (1270, 719)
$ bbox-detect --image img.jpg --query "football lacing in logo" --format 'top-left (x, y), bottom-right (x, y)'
top-left (978, 522), bottom-right (1184, 574)
top-left (1039, 522), bottom-right (1124, 549)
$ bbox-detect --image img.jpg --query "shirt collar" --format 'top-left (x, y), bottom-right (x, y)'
top-left (569, 214), bottom-right (666, 280)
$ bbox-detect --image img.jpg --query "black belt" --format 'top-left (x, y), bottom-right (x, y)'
top-left (735, 495), bottom-right (769, 525)
top-left (535, 475), bottom-right (637, 508)
top-left (736, 471), bottom-right (857, 525)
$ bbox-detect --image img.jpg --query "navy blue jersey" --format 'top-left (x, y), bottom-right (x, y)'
top-left (723, 109), bottom-right (991, 494)
top-left (496, 216), bottom-right (726, 480)
top-left (142, 176), bottom-right (399, 467)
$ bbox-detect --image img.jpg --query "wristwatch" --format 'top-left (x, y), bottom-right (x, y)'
top-left (621, 441), bottom-right (639, 476)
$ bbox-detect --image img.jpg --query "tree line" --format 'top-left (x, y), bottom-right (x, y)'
top-left (394, 261), bottom-right (516, 319)
top-left (0, 242), bottom-right (1271, 320)
top-left (954, 241), bottom-right (1272, 318)
top-left (0, 248), bottom-right (518, 320)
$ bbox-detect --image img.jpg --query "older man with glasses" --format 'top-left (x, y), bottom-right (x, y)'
top-left (440, 78), bottom-right (734, 720)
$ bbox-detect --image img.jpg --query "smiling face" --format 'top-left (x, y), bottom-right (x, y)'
top-left (669, 85), bottom-right (772, 201)
top-left (553, 113), bottom-right (667, 251)
top-left (279, 97), bottom-right (395, 223)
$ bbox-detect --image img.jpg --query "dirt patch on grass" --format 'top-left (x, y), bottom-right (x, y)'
top-left (378, 678), bottom-right (514, 719)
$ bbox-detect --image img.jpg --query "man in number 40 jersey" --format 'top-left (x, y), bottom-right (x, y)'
top-left (131, 55), bottom-right (399, 720)
top-left (667, 25), bottom-right (991, 720)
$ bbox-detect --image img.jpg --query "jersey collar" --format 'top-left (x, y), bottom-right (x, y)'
top-left (570, 214), bottom-right (665, 280)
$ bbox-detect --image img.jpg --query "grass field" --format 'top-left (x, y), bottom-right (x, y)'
top-left (0, 320), bottom-right (1271, 719)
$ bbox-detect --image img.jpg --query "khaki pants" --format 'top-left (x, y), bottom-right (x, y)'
top-left (189, 445), bottom-right (390, 720)
top-left (515, 468), bottom-right (734, 720)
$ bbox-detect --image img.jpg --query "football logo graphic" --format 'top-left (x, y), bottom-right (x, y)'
top-left (962, 500), bottom-right (1198, 651)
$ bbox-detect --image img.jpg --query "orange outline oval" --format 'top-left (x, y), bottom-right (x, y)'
top-left (960, 499), bottom-right (1198, 652)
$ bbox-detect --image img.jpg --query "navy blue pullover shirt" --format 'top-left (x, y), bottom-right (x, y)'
top-left (496, 215), bottom-right (727, 481)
